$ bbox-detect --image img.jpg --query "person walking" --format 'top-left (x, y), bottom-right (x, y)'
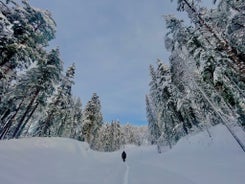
top-left (121, 151), bottom-right (127, 162)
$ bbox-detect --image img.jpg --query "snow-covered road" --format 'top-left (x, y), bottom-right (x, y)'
top-left (123, 162), bottom-right (129, 184)
top-left (0, 124), bottom-right (244, 184)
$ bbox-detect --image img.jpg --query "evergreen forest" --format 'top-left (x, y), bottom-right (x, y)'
top-left (0, 0), bottom-right (147, 152)
top-left (1, 0), bottom-right (245, 152)
top-left (146, 0), bottom-right (245, 152)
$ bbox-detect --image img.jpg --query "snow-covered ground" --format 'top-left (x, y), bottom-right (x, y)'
top-left (0, 124), bottom-right (244, 184)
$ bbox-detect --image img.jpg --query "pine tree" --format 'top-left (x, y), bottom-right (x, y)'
top-left (97, 123), bottom-right (112, 151)
top-left (70, 97), bottom-right (83, 139)
top-left (81, 93), bottom-right (103, 148)
top-left (14, 49), bottom-right (63, 138)
top-left (0, 0), bottom-right (86, 143)
top-left (146, 95), bottom-right (160, 144)
top-left (121, 124), bottom-right (148, 146)
top-left (173, 0), bottom-right (245, 76)
top-left (0, 1), bottom-right (59, 139)
top-left (0, 49), bottom-right (63, 139)
top-left (159, 2), bottom-right (245, 151)
top-left (36, 64), bottom-right (75, 137)
top-left (111, 121), bottom-right (122, 151)
top-left (147, 1), bottom-right (245, 151)
top-left (0, 0), bottom-right (55, 83)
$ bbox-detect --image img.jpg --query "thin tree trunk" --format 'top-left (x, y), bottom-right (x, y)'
top-left (0, 97), bottom-right (25, 139)
top-left (0, 109), bottom-right (10, 121)
top-left (12, 89), bottom-right (40, 138)
top-left (15, 102), bottom-right (39, 138)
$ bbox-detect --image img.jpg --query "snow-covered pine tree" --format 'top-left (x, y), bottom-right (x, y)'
top-left (121, 123), bottom-right (147, 146)
top-left (173, 0), bottom-right (245, 77)
top-left (0, 1), bottom-right (85, 142)
top-left (211, 0), bottom-right (245, 127)
top-left (36, 64), bottom-right (75, 137)
top-left (156, 60), bottom-right (185, 149)
top-left (169, 3), bottom-right (245, 131)
top-left (161, 2), bottom-right (245, 151)
top-left (0, 3), bottom-right (14, 100)
top-left (164, 16), bottom-right (207, 133)
top-left (96, 121), bottom-right (123, 152)
top-left (145, 95), bottom-right (160, 144)
top-left (0, 49), bottom-right (63, 139)
top-left (13, 49), bottom-right (63, 138)
top-left (147, 0), bottom-right (245, 151)
top-left (55, 64), bottom-right (76, 138)
top-left (110, 120), bottom-right (122, 151)
top-left (70, 97), bottom-right (83, 140)
top-left (81, 93), bottom-right (103, 149)
top-left (147, 64), bottom-right (163, 143)
top-left (123, 123), bottom-right (138, 145)
top-left (0, 0), bottom-right (59, 139)
top-left (96, 123), bottom-right (112, 151)
top-left (0, 0), bottom-right (55, 85)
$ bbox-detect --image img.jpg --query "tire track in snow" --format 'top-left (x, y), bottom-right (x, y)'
top-left (123, 162), bottom-right (129, 184)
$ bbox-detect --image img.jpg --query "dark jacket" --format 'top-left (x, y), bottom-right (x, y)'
top-left (121, 151), bottom-right (126, 161)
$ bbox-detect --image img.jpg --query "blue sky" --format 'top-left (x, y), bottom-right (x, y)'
top-left (29, 0), bottom-right (179, 125)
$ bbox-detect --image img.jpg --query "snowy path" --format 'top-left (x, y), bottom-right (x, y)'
top-left (123, 162), bottom-right (129, 184)
top-left (0, 125), bottom-right (244, 184)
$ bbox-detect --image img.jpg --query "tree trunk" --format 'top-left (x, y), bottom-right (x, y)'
top-left (12, 89), bottom-right (40, 138)
top-left (0, 97), bottom-right (25, 139)
top-left (15, 102), bottom-right (39, 138)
